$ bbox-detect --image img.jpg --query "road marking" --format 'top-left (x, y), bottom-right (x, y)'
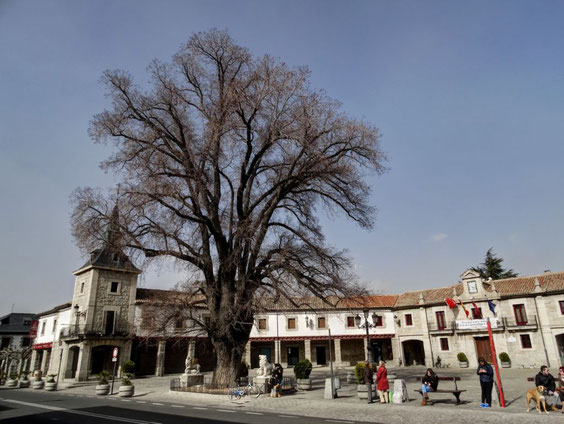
top-left (193, 407), bottom-right (207, 410)
top-left (121, 399), bottom-right (131, 402)
top-left (279, 415), bottom-right (298, 418)
top-left (325, 421), bottom-right (354, 424)
top-left (217, 409), bottom-right (236, 413)
top-left (151, 402), bottom-right (164, 406)
top-left (170, 405), bottom-right (184, 408)
top-left (2, 398), bottom-right (162, 424)
top-left (136, 401), bottom-right (147, 404)
top-left (245, 411), bottom-right (263, 415)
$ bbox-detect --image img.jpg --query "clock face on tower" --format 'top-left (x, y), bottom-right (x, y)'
top-left (467, 280), bottom-right (478, 294)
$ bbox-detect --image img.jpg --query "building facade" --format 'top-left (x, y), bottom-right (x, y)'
top-left (30, 227), bottom-right (564, 380)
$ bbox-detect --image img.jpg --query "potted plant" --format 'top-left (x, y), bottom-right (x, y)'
top-left (355, 362), bottom-right (374, 400)
top-left (457, 352), bottom-right (469, 368)
top-left (294, 359), bottom-right (313, 390)
top-left (7, 373), bottom-right (19, 388)
top-left (19, 371), bottom-right (31, 388)
top-left (499, 352), bottom-right (511, 368)
top-left (118, 373), bottom-right (135, 397)
top-left (45, 374), bottom-right (57, 391)
top-left (123, 360), bottom-right (135, 376)
top-left (32, 374), bottom-right (45, 389)
top-left (95, 370), bottom-right (111, 395)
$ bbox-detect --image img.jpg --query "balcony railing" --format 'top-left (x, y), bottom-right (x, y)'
top-left (503, 315), bottom-right (538, 330)
top-left (59, 324), bottom-right (132, 339)
top-left (428, 322), bottom-right (455, 334)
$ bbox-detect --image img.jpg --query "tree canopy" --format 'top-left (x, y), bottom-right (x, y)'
top-left (472, 248), bottom-right (518, 280)
top-left (71, 29), bottom-right (386, 384)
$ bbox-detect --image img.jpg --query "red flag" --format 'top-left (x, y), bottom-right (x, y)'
top-left (458, 299), bottom-right (470, 318)
top-left (445, 298), bottom-right (457, 309)
top-left (471, 301), bottom-right (482, 319)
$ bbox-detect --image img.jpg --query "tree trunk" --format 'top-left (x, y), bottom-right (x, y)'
top-left (211, 343), bottom-right (246, 388)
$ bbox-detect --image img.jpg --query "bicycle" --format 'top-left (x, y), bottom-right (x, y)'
top-left (227, 380), bottom-right (263, 400)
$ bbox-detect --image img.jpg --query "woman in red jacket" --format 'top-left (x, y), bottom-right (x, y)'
top-left (376, 360), bottom-right (390, 403)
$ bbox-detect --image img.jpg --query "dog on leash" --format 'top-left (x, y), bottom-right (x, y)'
top-left (526, 385), bottom-right (549, 414)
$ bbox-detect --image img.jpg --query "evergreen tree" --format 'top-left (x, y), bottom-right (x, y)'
top-left (472, 248), bottom-right (518, 280)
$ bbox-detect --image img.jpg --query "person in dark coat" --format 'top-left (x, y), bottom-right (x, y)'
top-left (477, 357), bottom-right (494, 408)
top-left (535, 365), bottom-right (562, 411)
top-left (364, 361), bottom-right (374, 404)
top-left (420, 368), bottom-right (438, 406)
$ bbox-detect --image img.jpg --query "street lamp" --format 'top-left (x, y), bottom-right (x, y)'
top-left (355, 309), bottom-right (379, 364)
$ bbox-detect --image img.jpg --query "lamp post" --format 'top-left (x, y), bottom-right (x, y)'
top-left (355, 309), bottom-right (379, 364)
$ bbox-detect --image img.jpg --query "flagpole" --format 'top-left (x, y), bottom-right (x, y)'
top-left (487, 317), bottom-right (505, 408)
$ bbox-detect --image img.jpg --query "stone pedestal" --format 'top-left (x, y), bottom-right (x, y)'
top-left (180, 373), bottom-right (204, 387)
top-left (254, 375), bottom-right (270, 392)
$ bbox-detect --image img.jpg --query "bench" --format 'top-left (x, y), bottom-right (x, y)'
top-left (414, 376), bottom-right (466, 405)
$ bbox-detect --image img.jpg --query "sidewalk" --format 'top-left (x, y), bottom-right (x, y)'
top-left (57, 366), bottom-right (563, 423)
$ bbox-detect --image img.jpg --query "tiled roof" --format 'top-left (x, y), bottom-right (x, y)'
top-left (491, 271), bottom-right (564, 296)
top-left (394, 284), bottom-right (462, 308)
top-left (135, 271), bottom-right (564, 310)
top-left (75, 247), bottom-right (141, 275)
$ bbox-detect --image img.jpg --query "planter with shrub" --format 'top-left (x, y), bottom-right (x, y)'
top-left (118, 373), bottom-right (135, 397)
top-left (19, 372), bottom-right (31, 388)
top-left (45, 374), bottom-right (57, 391)
top-left (96, 371), bottom-right (111, 395)
top-left (123, 360), bottom-right (135, 376)
top-left (294, 359), bottom-right (313, 390)
top-left (354, 362), bottom-right (375, 400)
top-left (457, 353), bottom-right (469, 368)
top-left (32, 376), bottom-right (45, 389)
top-left (499, 352), bottom-right (511, 368)
top-left (7, 373), bottom-right (19, 388)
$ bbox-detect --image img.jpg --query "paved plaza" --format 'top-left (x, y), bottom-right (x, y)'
top-left (20, 365), bottom-right (559, 423)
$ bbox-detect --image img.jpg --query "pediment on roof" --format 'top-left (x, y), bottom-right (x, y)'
top-left (460, 269), bottom-right (480, 280)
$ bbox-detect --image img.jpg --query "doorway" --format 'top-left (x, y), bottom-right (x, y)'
top-left (555, 334), bottom-right (564, 366)
top-left (402, 340), bottom-right (425, 366)
top-left (67, 346), bottom-right (80, 379)
top-left (474, 337), bottom-right (493, 363)
top-left (259, 347), bottom-right (272, 363)
top-left (287, 346), bottom-right (299, 366)
top-left (91, 345), bottom-right (114, 375)
top-left (316, 346), bottom-right (326, 365)
top-left (104, 311), bottom-right (115, 335)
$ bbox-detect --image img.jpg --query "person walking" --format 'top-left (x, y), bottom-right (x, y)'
top-left (477, 357), bottom-right (494, 408)
top-left (364, 361), bottom-right (374, 404)
top-left (376, 360), bottom-right (390, 403)
top-left (420, 368), bottom-right (438, 406)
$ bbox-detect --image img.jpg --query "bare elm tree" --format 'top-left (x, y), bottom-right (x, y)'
top-left (71, 29), bottom-right (386, 386)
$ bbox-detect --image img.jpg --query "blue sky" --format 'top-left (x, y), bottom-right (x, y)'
top-left (1, 0), bottom-right (563, 314)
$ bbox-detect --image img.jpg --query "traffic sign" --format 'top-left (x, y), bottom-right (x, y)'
top-left (112, 347), bottom-right (119, 359)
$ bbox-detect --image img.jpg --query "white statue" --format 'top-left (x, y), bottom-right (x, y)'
top-left (256, 354), bottom-right (273, 377)
top-left (184, 356), bottom-right (201, 374)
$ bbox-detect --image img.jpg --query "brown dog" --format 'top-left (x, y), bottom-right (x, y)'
top-left (526, 385), bottom-right (549, 414)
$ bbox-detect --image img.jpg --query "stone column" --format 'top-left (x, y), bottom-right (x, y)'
top-left (334, 338), bottom-right (342, 366)
top-left (304, 339), bottom-right (312, 362)
top-left (244, 341), bottom-right (251, 367)
top-left (40, 350), bottom-right (49, 374)
top-left (75, 343), bottom-right (91, 381)
top-left (272, 340), bottom-right (282, 363)
top-left (155, 340), bottom-right (166, 376)
top-left (30, 350), bottom-right (38, 371)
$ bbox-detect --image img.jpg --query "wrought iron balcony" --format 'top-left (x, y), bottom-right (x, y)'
top-left (503, 315), bottom-right (538, 331)
top-left (59, 323), bottom-right (132, 339)
top-left (427, 322), bottom-right (455, 334)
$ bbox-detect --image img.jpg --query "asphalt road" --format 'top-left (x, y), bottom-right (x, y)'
top-left (0, 389), bottom-right (372, 424)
